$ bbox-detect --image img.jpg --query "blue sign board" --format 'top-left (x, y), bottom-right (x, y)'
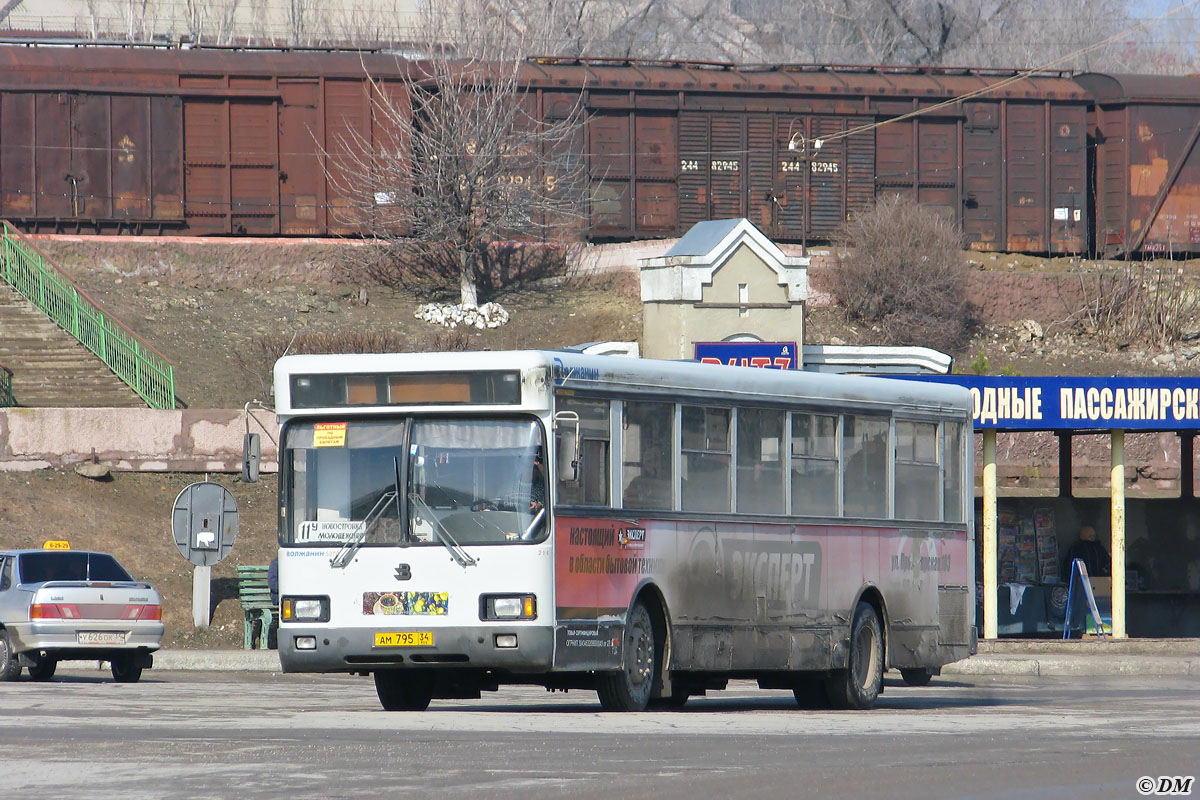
top-left (892, 375), bottom-right (1200, 431)
top-left (694, 341), bottom-right (798, 370)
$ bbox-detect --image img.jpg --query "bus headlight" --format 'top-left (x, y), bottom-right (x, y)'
top-left (282, 596), bottom-right (329, 622)
top-left (481, 594), bottom-right (537, 620)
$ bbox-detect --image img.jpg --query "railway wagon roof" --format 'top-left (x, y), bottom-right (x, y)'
top-left (0, 42), bottom-right (414, 84)
top-left (523, 59), bottom-right (1086, 100)
top-left (1074, 72), bottom-right (1200, 104)
top-left (0, 43), bottom-right (1090, 103)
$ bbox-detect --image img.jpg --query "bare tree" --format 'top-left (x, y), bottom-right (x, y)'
top-left (741, 0), bottom-right (1147, 70)
top-left (327, 8), bottom-right (591, 306)
top-left (183, 0), bottom-right (241, 44)
top-left (82, 0), bottom-right (165, 41)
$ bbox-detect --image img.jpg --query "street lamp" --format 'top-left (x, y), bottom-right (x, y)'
top-left (787, 132), bottom-right (823, 154)
top-left (785, 133), bottom-right (823, 254)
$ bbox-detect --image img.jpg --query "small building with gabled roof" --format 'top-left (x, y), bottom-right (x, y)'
top-left (638, 218), bottom-right (809, 362)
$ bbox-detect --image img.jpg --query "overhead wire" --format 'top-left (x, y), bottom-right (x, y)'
top-left (808, 0), bottom-right (1200, 150)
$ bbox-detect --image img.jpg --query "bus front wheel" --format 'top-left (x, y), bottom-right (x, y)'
top-left (597, 603), bottom-right (657, 712)
top-left (826, 602), bottom-right (883, 710)
top-left (900, 667), bottom-right (934, 687)
top-left (374, 669), bottom-right (434, 711)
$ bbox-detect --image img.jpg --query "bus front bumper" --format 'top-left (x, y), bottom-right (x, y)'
top-left (278, 624), bottom-right (555, 673)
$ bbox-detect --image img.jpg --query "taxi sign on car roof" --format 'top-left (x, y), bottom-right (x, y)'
top-left (42, 540), bottom-right (71, 550)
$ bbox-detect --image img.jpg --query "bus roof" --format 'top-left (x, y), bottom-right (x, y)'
top-left (273, 350), bottom-right (972, 417)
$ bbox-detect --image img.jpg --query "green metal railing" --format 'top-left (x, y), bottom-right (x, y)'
top-left (0, 221), bottom-right (175, 409)
top-left (0, 363), bottom-right (13, 407)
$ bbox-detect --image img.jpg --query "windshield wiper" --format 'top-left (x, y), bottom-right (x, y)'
top-left (523, 508), bottom-right (546, 540)
top-left (330, 489), bottom-right (399, 568)
top-left (330, 456), bottom-right (404, 569)
top-left (408, 492), bottom-right (478, 568)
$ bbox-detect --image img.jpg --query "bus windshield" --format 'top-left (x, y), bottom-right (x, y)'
top-left (283, 417), bottom-right (548, 547)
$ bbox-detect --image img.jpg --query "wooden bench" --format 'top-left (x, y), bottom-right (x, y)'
top-left (237, 564), bottom-right (277, 650)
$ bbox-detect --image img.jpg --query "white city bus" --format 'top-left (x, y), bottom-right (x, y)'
top-left (265, 350), bottom-right (975, 711)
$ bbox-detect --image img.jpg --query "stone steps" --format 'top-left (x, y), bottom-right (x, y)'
top-left (0, 284), bottom-right (146, 408)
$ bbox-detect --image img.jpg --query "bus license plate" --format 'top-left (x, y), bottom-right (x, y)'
top-left (374, 631), bottom-right (433, 647)
top-left (78, 631), bottom-right (127, 646)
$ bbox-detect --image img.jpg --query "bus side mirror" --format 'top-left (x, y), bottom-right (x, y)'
top-left (554, 411), bottom-right (580, 486)
top-left (242, 433), bottom-right (261, 483)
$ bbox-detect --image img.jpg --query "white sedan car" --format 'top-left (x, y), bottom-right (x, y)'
top-left (0, 545), bottom-right (164, 682)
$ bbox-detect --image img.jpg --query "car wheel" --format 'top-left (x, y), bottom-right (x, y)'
top-left (0, 632), bottom-right (21, 681)
top-left (374, 670), bottom-right (434, 711)
top-left (597, 603), bottom-right (657, 712)
top-left (110, 654), bottom-right (144, 683)
top-left (27, 653), bottom-right (57, 681)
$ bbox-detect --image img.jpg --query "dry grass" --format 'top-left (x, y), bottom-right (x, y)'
top-left (1055, 262), bottom-right (1200, 348)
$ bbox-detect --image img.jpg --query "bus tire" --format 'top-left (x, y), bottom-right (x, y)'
top-left (649, 688), bottom-right (689, 709)
top-left (28, 653), bottom-right (57, 681)
top-left (826, 602), bottom-right (883, 710)
top-left (374, 669), bottom-right (434, 711)
top-left (900, 667), bottom-right (933, 687)
top-left (0, 632), bottom-right (21, 681)
top-left (597, 603), bottom-right (656, 711)
top-left (110, 654), bottom-right (144, 683)
top-left (792, 676), bottom-right (830, 709)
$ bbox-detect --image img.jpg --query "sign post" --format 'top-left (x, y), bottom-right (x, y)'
top-left (170, 482), bottom-right (239, 628)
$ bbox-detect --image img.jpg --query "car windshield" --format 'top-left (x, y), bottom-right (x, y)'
top-left (18, 552), bottom-right (133, 583)
top-left (283, 416), bottom-right (548, 547)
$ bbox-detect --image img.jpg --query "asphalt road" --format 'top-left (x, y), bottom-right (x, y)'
top-left (2, 670), bottom-right (1197, 799)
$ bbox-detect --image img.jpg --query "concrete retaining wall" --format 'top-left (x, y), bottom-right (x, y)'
top-left (0, 408), bottom-right (279, 473)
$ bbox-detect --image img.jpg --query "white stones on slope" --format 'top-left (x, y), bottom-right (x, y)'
top-left (414, 302), bottom-right (510, 329)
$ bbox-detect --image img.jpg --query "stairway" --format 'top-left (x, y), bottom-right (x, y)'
top-left (0, 283), bottom-right (145, 407)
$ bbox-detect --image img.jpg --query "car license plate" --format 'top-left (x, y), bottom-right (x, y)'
top-left (374, 631), bottom-right (433, 647)
top-left (78, 631), bottom-right (127, 646)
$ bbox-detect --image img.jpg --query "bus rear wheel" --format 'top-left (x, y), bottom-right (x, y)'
top-left (826, 602), bottom-right (883, 710)
top-left (597, 603), bottom-right (657, 712)
top-left (374, 669), bottom-right (434, 711)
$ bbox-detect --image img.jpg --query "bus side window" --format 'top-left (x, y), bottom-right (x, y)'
top-left (895, 420), bottom-right (940, 521)
top-left (556, 396), bottom-right (611, 506)
top-left (791, 412), bottom-right (838, 517)
top-left (622, 400), bottom-right (674, 510)
top-left (943, 421), bottom-right (964, 522)
top-left (843, 414), bottom-right (889, 519)
top-left (681, 405), bottom-right (731, 512)
top-left (736, 408), bottom-right (784, 515)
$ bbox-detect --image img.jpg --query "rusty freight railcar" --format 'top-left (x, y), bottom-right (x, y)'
top-left (525, 61), bottom-right (1090, 252)
top-left (0, 45), bottom-right (409, 236)
top-left (0, 45), bottom-right (1092, 252)
top-left (1075, 73), bottom-right (1200, 257)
